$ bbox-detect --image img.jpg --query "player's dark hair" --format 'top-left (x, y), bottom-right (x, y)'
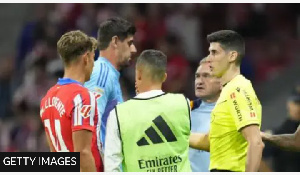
top-left (57, 30), bottom-right (97, 66)
top-left (207, 30), bottom-right (245, 65)
top-left (97, 17), bottom-right (136, 50)
top-left (137, 49), bottom-right (167, 83)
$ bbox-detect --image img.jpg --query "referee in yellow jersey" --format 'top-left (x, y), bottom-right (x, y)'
top-left (189, 30), bottom-right (264, 172)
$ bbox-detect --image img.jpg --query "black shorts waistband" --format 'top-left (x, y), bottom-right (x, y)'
top-left (210, 169), bottom-right (234, 172)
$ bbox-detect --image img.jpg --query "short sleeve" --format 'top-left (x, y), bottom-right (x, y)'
top-left (227, 87), bottom-right (260, 131)
top-left (71, 90), bottom-right (97, 132)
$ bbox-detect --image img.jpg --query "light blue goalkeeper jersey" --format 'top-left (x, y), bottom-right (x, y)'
top-left (84, 56), bottom-right (123, 153)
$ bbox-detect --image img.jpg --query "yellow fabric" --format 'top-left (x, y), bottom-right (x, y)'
top-left (209, 75), bottom-right (262, 172)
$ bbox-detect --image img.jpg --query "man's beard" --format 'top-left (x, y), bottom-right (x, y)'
top-left (119, 59), bottom-right (131, 70)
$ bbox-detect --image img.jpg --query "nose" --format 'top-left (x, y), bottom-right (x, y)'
top-left (206, 55), bottom-right (212, 62)
top-left (196, 76), bottom-right (204, 85)
top-left (131, 44), bottom-right (137, 53)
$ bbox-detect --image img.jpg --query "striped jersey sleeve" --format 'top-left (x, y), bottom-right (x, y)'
top-left (71, 90), bottom-right (97, 132)
top-left (97, 63), bottom-right (110, 88)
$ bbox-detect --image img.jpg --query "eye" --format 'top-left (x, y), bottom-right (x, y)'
top-left (128, 40), bottom-right (134, 47)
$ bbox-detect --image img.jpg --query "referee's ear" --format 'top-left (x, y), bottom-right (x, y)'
top-left (229, 51), bottom-right (238, 64)
top-left (162, 73), bottom-right (167, 83)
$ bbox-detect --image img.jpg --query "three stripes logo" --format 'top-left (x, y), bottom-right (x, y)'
top-left (137, 115), bottom-right (177, 146)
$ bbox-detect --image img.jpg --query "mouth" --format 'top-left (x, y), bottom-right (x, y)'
top-left (196, 86), bottom-right (205, 90)
top-left (128, 57), bottom-right (134, 63)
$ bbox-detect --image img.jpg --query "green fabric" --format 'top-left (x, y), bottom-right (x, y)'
top-left (116, 93), bottom-right (191, 172)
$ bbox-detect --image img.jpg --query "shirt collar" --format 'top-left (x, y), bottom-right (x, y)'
top-left (57, 78), bottom-right (83, 86)
top-left (135, 90), bottom-right (164, 99)
top-left (201, 100), bottom-right (216, 106)
top-left (223, 74), bottom-right (243, 87)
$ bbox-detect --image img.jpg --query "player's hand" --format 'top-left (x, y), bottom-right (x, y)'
top-left (260, 132), bottom-right (266, 140)
top-left (260, 131), bottom-right (272, 141)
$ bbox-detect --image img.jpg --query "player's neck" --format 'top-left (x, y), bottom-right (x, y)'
top-left (100, 50), bottom-right (119, 71)
top-left (63, 67), bottom-right (85, 84)
top-left (220, 64), bottom-right (240, 86)
top-left (203, 94), bottom-right (220, 103)
top-left (138, 83), bottom-right (162, 94)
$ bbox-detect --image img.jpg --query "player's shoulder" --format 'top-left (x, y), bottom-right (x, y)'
top-left (225, 75), bottom-right (251, 91)
top-left (165, 93), bottom-right (190, 106)
top-left (190, 99), bottom-right (202, 111)
top-left (58, 83), bottom-right (91, 101)
top-left (166, 92), bottom-right (185, 98)
top-left (96, 58), bottom-right (112, 72)
top-left (42, 84), bottom-right (59, 99)
top-left (72, 84), bottom-right (92, 96)
top-left (93, 59), bottom-right (115, 88)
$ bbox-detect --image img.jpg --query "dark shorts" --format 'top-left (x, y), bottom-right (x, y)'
top-left (210, 169), bottom-right (234, 172)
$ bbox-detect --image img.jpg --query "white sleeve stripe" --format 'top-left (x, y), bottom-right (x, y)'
top-left (73, 100), bottom-right (76, 126)
top-left (73, 94), bottom-right (83, 126)
top-left (78, 95), bottom-right (83, 126)
top-left (73, 95), bottom-right (78, 126)
top-left (89, 91), bottom-right (95, 126)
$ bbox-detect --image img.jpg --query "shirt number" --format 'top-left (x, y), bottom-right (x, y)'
top-left (44, 119), bottom-right (69, 152)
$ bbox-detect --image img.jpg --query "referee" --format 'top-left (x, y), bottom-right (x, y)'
top-left (190, 30), bottom-right (264, 172)
top-left (104, 50), bottom-right (191, 172)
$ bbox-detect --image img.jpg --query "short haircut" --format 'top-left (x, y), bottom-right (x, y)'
top-left (207, 30), bottom-right (245, 65)
top-left (98, 17), bottom-right (136, 50)
top-left (136, 49), bottom-right (167, 82)
top-left (57, 30), bottom-right (97, 66)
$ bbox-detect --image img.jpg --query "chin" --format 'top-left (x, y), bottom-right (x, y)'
top-left (213, 72), bottom-right (222, 78)
top-left (120, 62), bottom-right (131, 69)
top-left (195, 93), bottom-right (204, 98)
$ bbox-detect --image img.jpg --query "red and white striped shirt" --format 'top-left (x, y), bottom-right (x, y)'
top-left (40, 78), bottom-right (103, 172)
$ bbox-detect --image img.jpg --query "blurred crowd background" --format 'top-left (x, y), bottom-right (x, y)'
top-left (0, 3), bottom-right (299, 171)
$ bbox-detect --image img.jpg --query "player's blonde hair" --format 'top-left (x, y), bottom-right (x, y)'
top-left (57, 30), bottom-right (98, 66)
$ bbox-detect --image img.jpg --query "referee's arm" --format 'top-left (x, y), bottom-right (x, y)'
top-left (104, 108), bottom-right (123, 172)
top-left (241, 125), bottom-right (264, 172)
top-left (229, 89), bottom-right (264, 172)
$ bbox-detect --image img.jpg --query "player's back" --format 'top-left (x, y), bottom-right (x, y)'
top-left (41, 82), bottom-right (82, 152)
top-left (40, 78), bottom-right (103, 171)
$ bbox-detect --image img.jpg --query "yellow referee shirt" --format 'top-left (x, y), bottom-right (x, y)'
top-left (209, 74), bottom-right (262, 172)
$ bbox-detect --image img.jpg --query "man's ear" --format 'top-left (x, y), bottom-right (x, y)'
top-left (229, 51), bottom-right (238, 63)
top-left (83, 52), bottom-right (88, 66)
top-left (162, 73), bottom-right (167, 83)
top-left (111, 36), bottom-right (118, 49)
top-left (137, 68), bottom-right (143, 81)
